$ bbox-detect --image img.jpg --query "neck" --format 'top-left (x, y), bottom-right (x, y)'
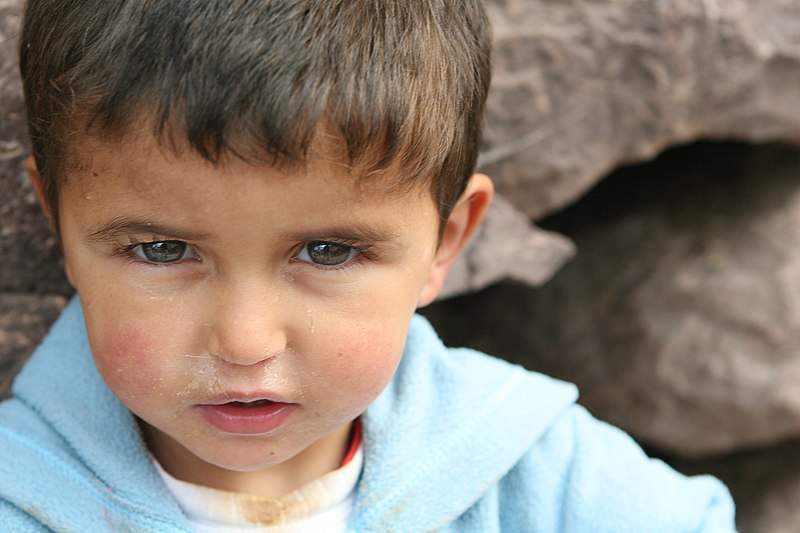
top-left (141, 420), bottom-right (354, 498)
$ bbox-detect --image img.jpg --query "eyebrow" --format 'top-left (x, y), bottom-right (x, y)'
top-left (85, 217), bottom-right (211, 243)
top-left (284, 224), bottom-right (400, 244)
top-left (85, 218), bottom-right (400, 245)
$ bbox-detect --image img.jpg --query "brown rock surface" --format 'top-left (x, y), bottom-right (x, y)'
top-left (0, 0), bottom-right (72, 394)
top-left (441, 194), bottom-right (575, 298)
top-left (483, 0), bottom-right (800, 218)
top-left (0, 0), bottom-right (70, 296)
top-left (670, 438), bottom-right (800, 533)
top-left (425, 141), bottom-right (800, 457)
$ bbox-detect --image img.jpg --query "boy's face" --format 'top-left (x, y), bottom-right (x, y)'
top-left (51, 131), bottom-right (474, 492)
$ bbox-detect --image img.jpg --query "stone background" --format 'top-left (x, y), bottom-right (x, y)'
top-left (4, 0), bottom-right (800, 530)
top-left (424, 140), bottom-right (800, 532)
top-left (0, 0), bottom-right (71, 393)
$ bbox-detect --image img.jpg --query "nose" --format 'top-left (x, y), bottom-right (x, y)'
top-left (206, 281), bottom-right (287, 366)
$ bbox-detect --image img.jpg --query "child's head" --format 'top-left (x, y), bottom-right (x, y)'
top-left (21, 0), bottom-right (491, 231)
top-left (19, 0), bottom-right (494, 494)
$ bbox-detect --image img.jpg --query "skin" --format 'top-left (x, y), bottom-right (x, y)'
top-left (30, 130), bottom-right (492, 498)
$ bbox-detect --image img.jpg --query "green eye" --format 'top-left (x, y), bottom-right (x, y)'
top-left (297, 241), bottom-right (359, 266)
top-left (133, 241), bottom-right (192, 263)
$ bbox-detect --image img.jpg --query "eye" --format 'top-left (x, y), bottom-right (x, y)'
top-left (295, 240), bottom-right (361, 267)
top-left (131, 241), bottom-right (195, 264)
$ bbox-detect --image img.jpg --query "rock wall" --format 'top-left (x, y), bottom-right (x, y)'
top-left (483, 0), bottom-right (800, 218)
top-left (424, 140), bottom-right (800, 532)
top-left (426, 140), bottom-right (800, 456)
top-left (0, 0), bottom-right (70, 390)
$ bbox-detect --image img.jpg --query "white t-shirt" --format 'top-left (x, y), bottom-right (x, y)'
top-left (153, 444), bottom-right (363, 533)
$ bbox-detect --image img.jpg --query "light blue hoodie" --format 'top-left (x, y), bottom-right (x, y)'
top-left (0, 298), bottom-right (735, 531)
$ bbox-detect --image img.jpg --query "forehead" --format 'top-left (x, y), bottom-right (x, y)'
top-left (64, 122), bottom-right (427, 192)
top-left (58, 131), bottom-right (437, 230)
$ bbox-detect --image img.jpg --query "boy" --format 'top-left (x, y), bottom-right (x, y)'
top-left (0, 0), bottom-right (735, 531)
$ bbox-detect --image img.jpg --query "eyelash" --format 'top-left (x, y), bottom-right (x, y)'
top-left (115, 238), bottom-right (375, 270)
top-left (116, 239), bottom-right (198, 266)
top-left (292, 239), bottom-right (374, 271)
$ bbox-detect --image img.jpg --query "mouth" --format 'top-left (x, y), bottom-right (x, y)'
top-left (226, 399), bottom-right (274, 408)
top-left (198, 397), bottom-right (296, 435)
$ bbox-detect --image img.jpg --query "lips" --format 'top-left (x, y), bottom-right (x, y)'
top-left (198, 397), bottom-right (296, 435)
top-left (225, 399), bottom-right (273, 408)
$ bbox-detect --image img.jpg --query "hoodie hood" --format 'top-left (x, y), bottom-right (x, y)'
top-left (1, 297), bottom-right (187, 530)
top-left (351, 315), bottom-right (578, 531)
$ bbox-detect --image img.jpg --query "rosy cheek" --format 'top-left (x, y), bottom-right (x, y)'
top-left (90, 323), bottom-right (166, 403)
top-left (333, 333), bottom-right (404, 400)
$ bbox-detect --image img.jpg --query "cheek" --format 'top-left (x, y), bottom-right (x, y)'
top-left (311, 303), bottom-right (415, 397)
top-left (316, 326), bottom-right (406, 408)
top-left (87, 317), bottom-right (179, 405)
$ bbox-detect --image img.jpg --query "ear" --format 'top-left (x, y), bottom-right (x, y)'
top-left (417, 173), bottom-right (494, 307)
top-left (25, 155), bottom-right (52, 221)
top-left (25, 155), bottom-right (75, 286)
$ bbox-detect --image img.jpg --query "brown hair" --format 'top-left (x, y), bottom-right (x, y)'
top-left (20, 0), bottom-right (491, 229)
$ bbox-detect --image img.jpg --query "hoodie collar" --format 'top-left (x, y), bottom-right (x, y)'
top-left (351, 315), bottom-right (578, 530)
top-left (12, 296), bottom-right (182, 519)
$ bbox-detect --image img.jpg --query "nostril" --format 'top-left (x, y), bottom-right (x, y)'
top-left (208, 331), bottom-right (280, 359)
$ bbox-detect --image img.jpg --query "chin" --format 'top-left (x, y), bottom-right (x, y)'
top-left (196, 443), bottom-right (292, 473)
